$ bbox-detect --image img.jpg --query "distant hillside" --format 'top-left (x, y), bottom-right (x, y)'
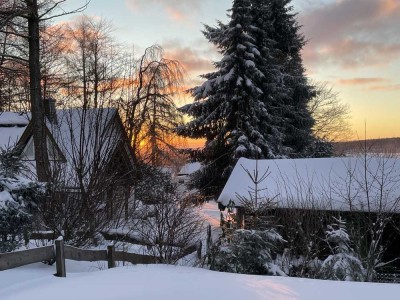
top-left (334, 137), bottom-right (400, 155)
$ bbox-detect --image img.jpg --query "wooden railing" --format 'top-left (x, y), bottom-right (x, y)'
top-left (0, 240), bottom-right (201, 277)
top-left (0, 245), bottom-right (55, 271)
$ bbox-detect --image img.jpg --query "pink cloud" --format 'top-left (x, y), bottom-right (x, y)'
top-left (164, 47), bottom-right (213, 73)
top-left (162, 39), bottom-right (216, 75)
top-left (125, 0), bottom-right (203, 22)
top-left (300, 0), bottom-right (400, 69)
top-left (336, 77), bottom-right (400, 91)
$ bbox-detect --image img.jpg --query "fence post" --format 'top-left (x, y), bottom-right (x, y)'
top-left (107, 244), bottom-right (115, 268)
top-left (197, 240), bottom-right (202, 259)
top-left (206, 224), bottom-right (212, 252)
top-left (55, 239), bottom-right (66, 277)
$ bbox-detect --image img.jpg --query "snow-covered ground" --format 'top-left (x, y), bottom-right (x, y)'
top-left (1, 262), bottom-right (400, 300)
top-left (2, 201), bottom-right (400, 299)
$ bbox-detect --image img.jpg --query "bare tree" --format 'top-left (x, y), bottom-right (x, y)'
top-left (38, 107), bottom-right (135, 246)
top-left (134, 167), bottom-right (204, 263)
top-left (40, 22), bottom-right (69, 100)
top-left (308, 82), bottom-right (353, 142)
top-left (338, 155), bottom-right (400, 280)
top-left (62, 16), bottom-right (123, 109)
top-left (118, 45), bottom-right (186, 167)
top-left (0, 0), bottom-right (89, 181)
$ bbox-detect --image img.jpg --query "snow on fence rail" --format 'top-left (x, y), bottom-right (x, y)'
top-left (0, 240), bottom-right (201, 277)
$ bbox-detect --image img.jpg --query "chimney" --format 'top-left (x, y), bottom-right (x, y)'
top-left (44, 98), bottom-right (57, 124)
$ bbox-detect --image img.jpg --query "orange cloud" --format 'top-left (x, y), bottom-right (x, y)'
top-left (378, 0), bottom-right (400, 16)
top-left (338, 78), bottom-right (387, 85)
top-left (369, 84), bottom-right (400, 91)
top-left (165, 7), bottom-right (185, 22)
top-left (125, 0), bottom-right (202, 22)
top-left (164, 46), bottom-right (214, 74)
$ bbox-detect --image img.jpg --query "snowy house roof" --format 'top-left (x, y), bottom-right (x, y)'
top-left (0, 112), bottom-right (30, 150)
top-left (178, 162), bottom-right (202, 175)
top-left (47, 108), bottom-right (118, 159)
top-left (13, 107), bottom-right (135, 184)
top-left (218, 157), bottom-right (400, 213)
top-left (0, 112), bottom-right (30, 126)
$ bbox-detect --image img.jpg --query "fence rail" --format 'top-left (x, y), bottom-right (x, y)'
top-left (64, 246), bottom-right (108, 262)
top-left (114, 251), bottom-right (157, 264)
top-left (0, 240), bottom-right (201, 277)
top-left (0, 245), bottom-right (55, 270)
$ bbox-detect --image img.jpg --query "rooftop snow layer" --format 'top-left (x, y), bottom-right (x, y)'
top-left (0, 126), bottom-right (26, 150)
top-left (0, 112), bottom-right (30, 150)
top-left (218, 157), bottom-right (400, 213)
top-left (0, 112), bottom-right (30, 126)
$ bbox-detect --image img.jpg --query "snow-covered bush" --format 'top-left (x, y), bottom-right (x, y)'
top-left (274, 249), bottom-right (322, 278)
top-left (0, 147), bottom-right (44, 252)
top-left (311, 138), bottom-right (334, 158)
top-left (134, 164), bottom-right (176, 204)
top-left (319, 217), bottom-right (366, 281)
top-left (208, 228), bottom-right (286, 275)
top-left (133, 164), bottom-right (204, 263)
top-left (137, 190), bottom-right (204, 263)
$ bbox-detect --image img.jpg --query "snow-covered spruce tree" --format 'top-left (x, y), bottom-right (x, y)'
top-left (319, 216), bottom-right (366, 281)
top-left (263, 0), bottom-right (315, 156)
top-left (179, 0), bottom-right (281, 195)
top-left (208, 160), bottom-right (286, 275)
top-left (178, 0), bottom-right (315, 195)
top-left (0, 147), bottom-right (43, 252)
top-left (208, 228), bottom-right (285, 275)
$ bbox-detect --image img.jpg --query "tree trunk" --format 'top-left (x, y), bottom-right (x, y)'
top-left (27, 0), bottom-right (49, 182)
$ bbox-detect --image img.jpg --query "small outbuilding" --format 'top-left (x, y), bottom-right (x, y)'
top-left (218, 157), bottom-right (400, 270)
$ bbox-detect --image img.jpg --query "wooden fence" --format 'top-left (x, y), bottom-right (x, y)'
top-left (0, 240), bottom-right (201, 277)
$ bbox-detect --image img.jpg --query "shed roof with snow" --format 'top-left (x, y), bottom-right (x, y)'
top-left (218, 157), bottom-right (400, 213)
top-left (0, 112), bottom-right (30, 150)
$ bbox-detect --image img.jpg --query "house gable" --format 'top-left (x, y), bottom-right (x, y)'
top-left (17, 121), bottom-right (66, 162)
top-left (1, 108), bottom-right (135, 185)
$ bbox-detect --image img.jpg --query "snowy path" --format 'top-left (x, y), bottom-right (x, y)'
top-left (199, 201), bottom-right (221, 228)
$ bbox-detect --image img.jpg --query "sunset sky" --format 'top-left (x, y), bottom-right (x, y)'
top-left (59, 0), bottom-right (400, 141)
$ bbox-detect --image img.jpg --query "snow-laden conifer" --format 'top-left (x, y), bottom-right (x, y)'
top-left (262, 0), bottom-right (315, 156)
top-left (178, 0), bottom-right (315, 195)
top-left (319, 217), bottom-right (366, 281)
top-left (0, 147), bottom-right (43, 252)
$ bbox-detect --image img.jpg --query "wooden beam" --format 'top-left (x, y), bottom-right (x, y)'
top-left (114, 251), bottom-right (157, 264)
top-left (0, 245), bottom-right (54, 271)
top-left (64, 246), bottom-right (107, 262)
